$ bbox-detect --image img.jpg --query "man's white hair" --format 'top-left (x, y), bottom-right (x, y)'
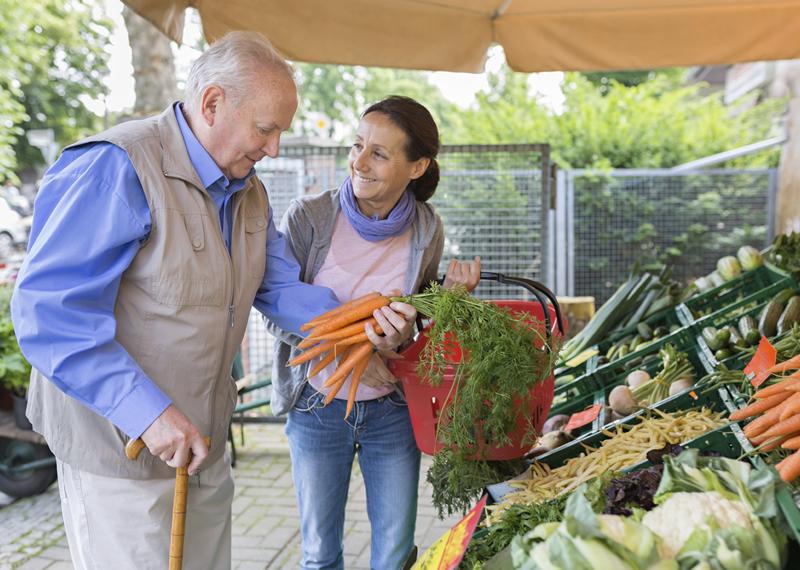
top-left (184, 31), bottom-right (295, 113)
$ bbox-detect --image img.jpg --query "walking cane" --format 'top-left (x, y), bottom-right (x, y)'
top-left (126, 437), bottom-right (210, 570)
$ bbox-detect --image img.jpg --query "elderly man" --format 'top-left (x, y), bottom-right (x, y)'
top-left (10, 32), bottom-right (342, 569)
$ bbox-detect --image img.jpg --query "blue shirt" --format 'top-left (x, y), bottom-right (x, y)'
top-left (11, 104), bottom-right (338, 439)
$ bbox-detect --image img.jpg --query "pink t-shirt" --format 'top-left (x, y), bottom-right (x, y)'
top-left (309, 212), bottom-right (412, 400)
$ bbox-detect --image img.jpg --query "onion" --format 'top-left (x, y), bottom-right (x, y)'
top-left (609, 385), bottom-right (638, 416)
top-left (542, 414), bottom-right (570, 434)
top-left (537, 430), bottom-right (574, 451)
top-left (625, 370), bottom-right (651, 389)
top-left (669, 378), bottom-right (694, 396)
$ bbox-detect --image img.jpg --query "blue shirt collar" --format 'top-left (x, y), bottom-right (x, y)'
top-left (173, 103), bottom-right (253, 192)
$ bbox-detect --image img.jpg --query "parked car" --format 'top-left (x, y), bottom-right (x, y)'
top-left (0, 198), bottom-right (30, 259)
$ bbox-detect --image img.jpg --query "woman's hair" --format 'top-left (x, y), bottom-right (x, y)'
top-left (184, 31), bottom-right (294, 113)
top-left (362, 96), bottom-right (440, 202)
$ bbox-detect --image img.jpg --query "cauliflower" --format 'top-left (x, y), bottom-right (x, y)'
top-left (642, 491), bottom-right (752, 558)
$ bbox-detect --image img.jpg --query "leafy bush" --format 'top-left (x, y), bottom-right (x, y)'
top-left (0, 285), bottom-right (30, 395)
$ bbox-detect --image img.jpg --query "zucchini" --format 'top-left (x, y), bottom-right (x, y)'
top-left (702, 326), bottom-right (722, 351)
top-left (637, 322), bottom-right (653, 341)
top-left (629, 336), bottom-right (643, 351)
top-left (669, 325), bottom-right (680, 333)
top-left (738, 315), bottom-right (760, 346)
top-left (759, 301), bottom-right (784, 338)
top-left (616, 344), bottom-right (630, 360)
top-left (717, 256), bottom-right (743, 281)
top-left (715, 348), bottom-right (734, 361)
top-left (778, 296), bottom-right (800, 334)
top-left (605, 344), bottom-right (619, 361)
top-left (772, 288), bottom-right (797, 306)
top-left (714, 327), bottom-right (731, 348)
top-left (727, 325), bottom-right (746, 348)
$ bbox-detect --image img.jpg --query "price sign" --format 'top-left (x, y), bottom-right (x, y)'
top-left (413, 495), bottom-right (487, 570)
top-left (565, 403), bottom-right (603, 432)
top-left (745, 336), bottom-right (777, 388)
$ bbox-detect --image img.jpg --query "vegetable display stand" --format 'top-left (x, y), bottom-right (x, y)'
top-left (390, 273), bottom-right (564, 460)
top-left (677, 265), bottom-right (796, 326)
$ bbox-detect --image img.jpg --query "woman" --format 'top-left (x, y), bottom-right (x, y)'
top-left (268, 95), bottom-right (479, 569)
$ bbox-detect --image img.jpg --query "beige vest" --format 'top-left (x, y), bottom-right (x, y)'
top-left (27, 105), bottom-right (269, 479)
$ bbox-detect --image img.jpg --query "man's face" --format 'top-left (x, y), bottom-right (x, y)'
top-left (203, 72), bottom-right (298, 180)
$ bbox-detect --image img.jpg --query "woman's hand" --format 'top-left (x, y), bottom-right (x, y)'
top-left (443, 256), bottom-right (481, 292)
top-left (360, 353), bottom-right (399, 388)
top-left (365, 296), bottom-right (417, 351)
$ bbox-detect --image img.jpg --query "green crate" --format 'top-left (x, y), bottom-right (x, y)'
top-left (537, 386), bottom-right (730, 468)
top-left (693, 279), bottom-right (799, 370)
top-left (549, 342), bottom-right (709, 437)
top-left (677, 265), bottom-right (796, 326)
top-left (591, 324), bottom-right (711, 386)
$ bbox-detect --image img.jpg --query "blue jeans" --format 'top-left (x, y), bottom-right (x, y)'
top-left (286, 383), bottom-right (421, 570)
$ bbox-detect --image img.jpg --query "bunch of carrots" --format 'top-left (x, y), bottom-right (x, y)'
top-left (289, 292), bottom-right (394, 417)
top-left (731, 353), bottom-right (800, 483)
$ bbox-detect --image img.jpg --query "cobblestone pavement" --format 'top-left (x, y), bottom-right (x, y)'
top-left (0, 424), bottom-right (462, 569)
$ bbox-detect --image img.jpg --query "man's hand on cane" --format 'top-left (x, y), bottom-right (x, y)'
top-left (141, 405), bottom-right (209, 475)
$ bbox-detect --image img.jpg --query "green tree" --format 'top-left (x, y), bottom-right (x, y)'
top-left (450, 66), bottom-right (782, 169)
top-left (0, 0), bottom-right (111, 179)
top-left (293, 64), bottom-right (458, 141)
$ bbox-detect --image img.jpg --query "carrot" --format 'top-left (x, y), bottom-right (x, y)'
top-left (760, 434), bottom-right (796, 452)
top-left (729, 391), bottom-right (793, 421)
top-left (744, 397), bottom-right (796, 439)
top-left (767, 354), bottom-right (800, 374)
top-left (776, 449), bottom-right (800, 482)
top-left (780, 393), bottom-right (800, 421)
top-left (288, 340), bottom-right (336, 367)
top-left (323, 343), bottom-right (372, 405)
top-left (300, 291), bottom-right (380, 331)
top-left (322, 343), bottom-right (368, 389)
top-left (307, 349), bottom-right (337, 379)
top-left (299, 292), bottom-right (382, 332)
top-left (332, 331), bottom-right (373, 349)
top-left (311, 318), bottom-right (383, 341)
top-left (767, 354), bottom-right (800, 375)
top-left (759, 413), bottom-right (800, 439)
top-left (307, 297), bottom-right (391, 338)
top-left (298, 336), bottom-right (321, 350)
top-left (783, 434), bottom-right (800, 450)
top-left (344, 351), bottom-right (372, 419)
top-left (753, 378), bottom-right (800, 399)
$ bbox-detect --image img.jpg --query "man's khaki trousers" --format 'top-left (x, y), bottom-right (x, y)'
top-left (56, 454), bottom-right (233, 570)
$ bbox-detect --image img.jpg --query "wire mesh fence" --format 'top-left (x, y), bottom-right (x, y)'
top-left (555, 168), bottom-right (777, 304)
top-left (239, 143), bottom-right (552, 386)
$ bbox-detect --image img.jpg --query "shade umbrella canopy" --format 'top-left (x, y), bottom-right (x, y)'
top-left (124, 0), bottom-right (800, 72)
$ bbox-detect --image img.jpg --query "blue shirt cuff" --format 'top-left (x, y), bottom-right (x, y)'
top-left (105, 380), bottom-right (172, 439)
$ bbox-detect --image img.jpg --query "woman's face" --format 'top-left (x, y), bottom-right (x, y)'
top-left (348, 112), bottom-right (429, 218)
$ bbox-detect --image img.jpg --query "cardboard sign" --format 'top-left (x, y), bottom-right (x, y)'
top-left (745, 336), bottom-right (777, 388)
top-left (565, 403), bottom-right (603, 432)
top-left (413, 495), bottom-right (487, 570)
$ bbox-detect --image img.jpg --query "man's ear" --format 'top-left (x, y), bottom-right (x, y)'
top-left (200, 86), bottom-right (224, 127)
top-left (410, 157), bottom-right (430, 181)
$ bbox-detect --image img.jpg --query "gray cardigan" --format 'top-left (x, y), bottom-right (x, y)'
top-left (266, 188), bottom-right (444, 416)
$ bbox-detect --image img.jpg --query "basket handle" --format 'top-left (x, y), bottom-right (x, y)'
top-left (414, 272), bottom-right (565, 340)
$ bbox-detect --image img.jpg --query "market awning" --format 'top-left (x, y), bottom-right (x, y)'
top-left (123, 0), bottom-right (800, 73)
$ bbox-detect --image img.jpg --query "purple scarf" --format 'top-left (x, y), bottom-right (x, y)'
top-left (338, 176), bottom-right (416, 242)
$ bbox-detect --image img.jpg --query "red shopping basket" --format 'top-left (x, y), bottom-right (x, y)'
top-left (389, 273), bottom-right (565, 460)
